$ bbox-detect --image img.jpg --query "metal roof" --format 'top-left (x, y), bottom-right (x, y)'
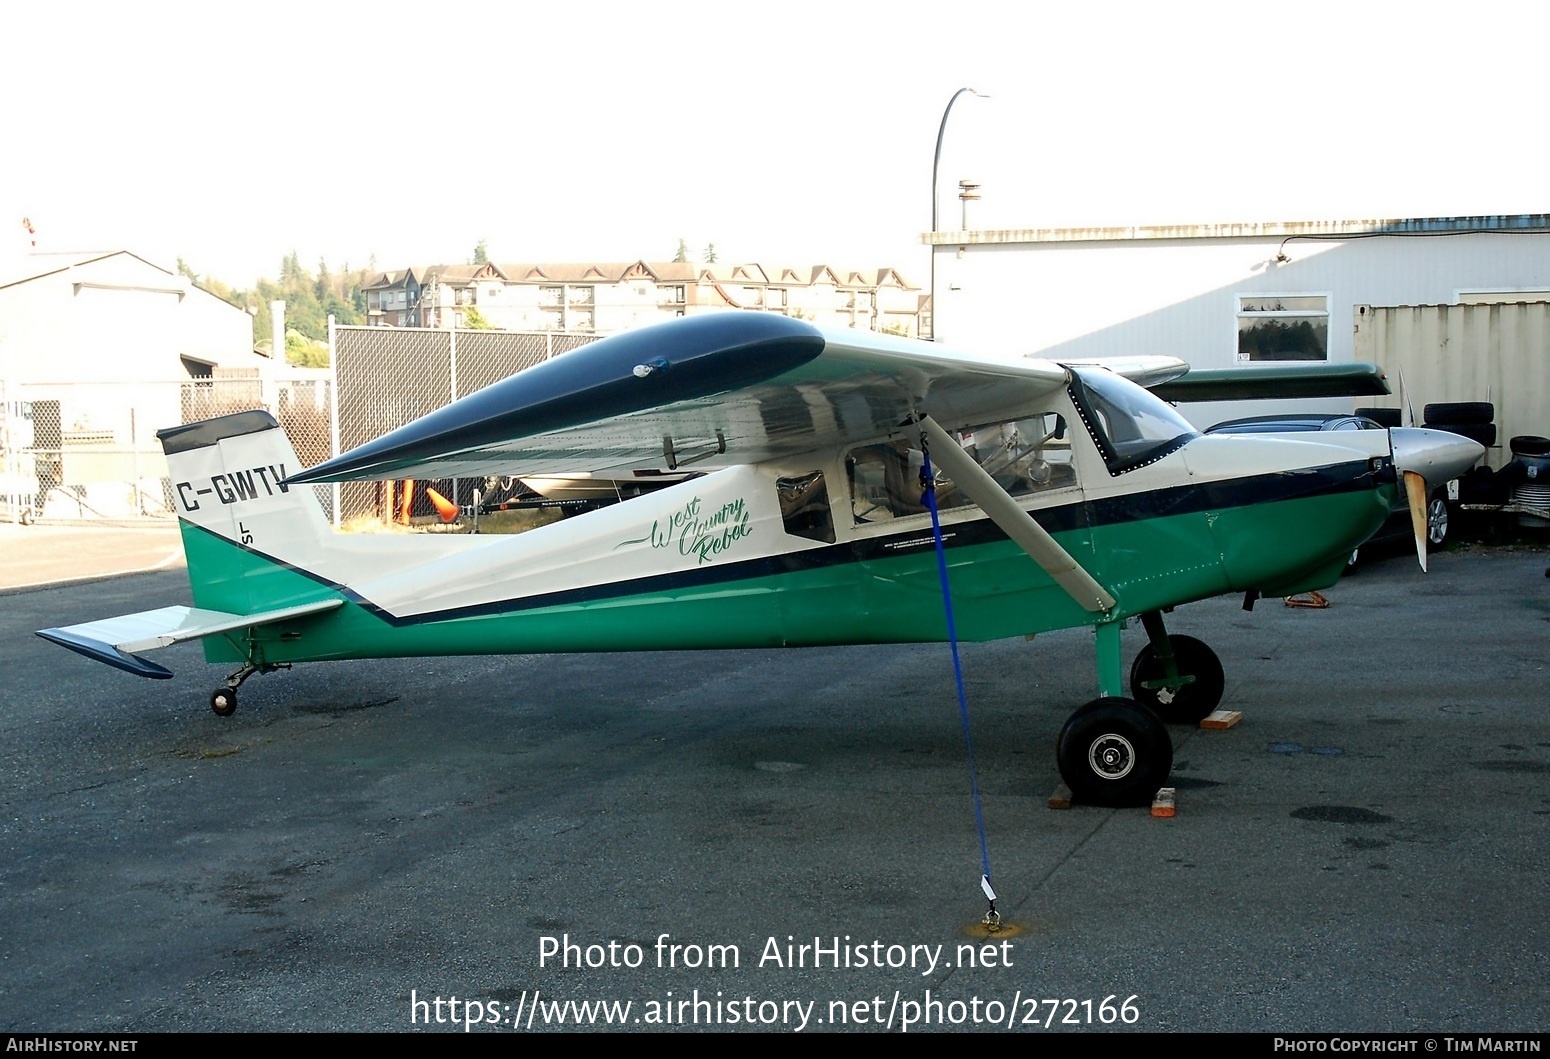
top-left (923, 213), bottom-right (1550, 246)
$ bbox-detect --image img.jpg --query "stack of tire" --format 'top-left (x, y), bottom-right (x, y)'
top-left (1420, 401), bottom-right (1497, 450)
top-left (1503, 434), bottom-right (1550, 529)
top-left (1421, 403), bottom-right (1495, 543)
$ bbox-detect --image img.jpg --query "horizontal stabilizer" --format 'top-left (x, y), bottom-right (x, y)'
top-left (37, 599), bottom-right (343, 679)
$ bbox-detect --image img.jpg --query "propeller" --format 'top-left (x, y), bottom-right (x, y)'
top-left (1391, 427), bottom-right (1487, 572)
top-left (1403, 470), bottom-right (1431, 572)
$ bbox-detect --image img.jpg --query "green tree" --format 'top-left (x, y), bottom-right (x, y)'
top-left (473, 239), bottom-right (489, 265)
top-left (176, 257), bottom-right (199, 283)
top-left (673, 238), bottom-right (690, 263)
top-left (462, 306), bottom-right (495, 330)
top-left (704, 243), bottom-right (718, 264)
top-left (315, 258), bottom-right (331, 303)
top-left (285, 328), bottom-right (329, 367)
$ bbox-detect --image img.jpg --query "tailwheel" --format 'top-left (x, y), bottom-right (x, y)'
top-left (210, 687), bottom-right (237, 717)
top-left (1057, 697), bottom-right (1173, 807)
top-left (1129, 633), bottom-right (1224, 724)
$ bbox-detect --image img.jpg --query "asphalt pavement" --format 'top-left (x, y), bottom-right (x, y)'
top-left (0, 527), bottom-right (1546, 1033)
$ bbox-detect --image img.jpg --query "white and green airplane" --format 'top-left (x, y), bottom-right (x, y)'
top-left (37, 313), bottom-right (1482, 806)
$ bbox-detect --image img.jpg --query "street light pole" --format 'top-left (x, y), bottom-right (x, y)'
top-left (929, 87), bottom-right (986, 342)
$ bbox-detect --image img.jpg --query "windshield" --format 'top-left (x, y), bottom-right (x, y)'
top-left (1067, 366), bottom-right (1197, 474)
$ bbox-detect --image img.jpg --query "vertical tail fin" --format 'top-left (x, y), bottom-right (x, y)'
top-left (159, 411), bottom-right (332, 613)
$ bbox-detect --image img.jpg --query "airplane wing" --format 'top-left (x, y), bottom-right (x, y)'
top-left (1055, 355), bottom-right (1191, 390)
top-left (36, 600), bottom-right (343, 678)
top-left (1150, 362), bottom-right (1391, 402)
top-left (287, 314), bottom-right (1074, 483)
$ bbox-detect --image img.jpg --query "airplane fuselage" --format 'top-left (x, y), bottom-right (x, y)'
top-left (176, 387), bottom-right (1394, 668)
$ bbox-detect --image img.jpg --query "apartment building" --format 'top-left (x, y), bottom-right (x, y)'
top-left (364, 259), bottom-right (922, 336)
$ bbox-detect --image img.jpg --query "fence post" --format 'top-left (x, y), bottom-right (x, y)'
top-left (448, 325), bottom-right (459, 511)
top-left (130, 407), bottom-right (143, 516)
top-left (328, 314), bottom-right (341, 528)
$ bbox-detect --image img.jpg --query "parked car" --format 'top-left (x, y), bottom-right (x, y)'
top-left (1203, 413), bottom-right (1452, 566)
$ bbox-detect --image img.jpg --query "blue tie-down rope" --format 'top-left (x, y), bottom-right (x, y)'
top-left (919, 443), bottom-right (997, 923)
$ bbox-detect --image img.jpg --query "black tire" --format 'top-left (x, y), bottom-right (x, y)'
top-left (1128, 634), bottom-right (1225, 724)
top-left (1057, 697), bottom-right (1173, 807)
top-left (1423, 401), bottom-right (1494, 425)
top-left (1510, 435), bottom-right (1550, 457)
top-left (1356, 407), bottom-right (1402, 428)
top-left (1425, 421), bottom-right (1496, 447)
top-left (210, 688), bottom-right (237, 717)
top-left (1426, 492), bottom-right (1449, 550)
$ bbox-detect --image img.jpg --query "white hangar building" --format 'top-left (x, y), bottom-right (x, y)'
top-left (926, 214), bottom-right (1550, 465)
top-left (0, 251), bottom-right (266, 520)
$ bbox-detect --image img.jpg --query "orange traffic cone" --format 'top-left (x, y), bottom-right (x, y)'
top-left (426, 487), bottom-right (458, 524)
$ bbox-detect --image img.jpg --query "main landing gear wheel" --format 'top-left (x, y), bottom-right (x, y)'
top-left (1056, 697), bottom-right (1173, 807)
top-left (210, 688), bottom-right (237, 717)
top-left (1129, 634), bottom-right (1224, 725)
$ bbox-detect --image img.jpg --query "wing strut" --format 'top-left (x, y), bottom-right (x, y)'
top-left (916, 415), bottom-right (1116, 614)
top-left (919, 439), bottom-right (999, 933)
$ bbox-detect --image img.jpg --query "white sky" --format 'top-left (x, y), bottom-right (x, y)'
top-left (3, 0), bottom-right (1545, 288)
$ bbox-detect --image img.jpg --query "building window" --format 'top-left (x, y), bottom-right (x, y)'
top-left (539, 286), bottom-right (564, 308)
top-left (1236, 294), bottom-right (1329, 361)
top-left (566, 285), bottom-right (594, 306)
top-left (1456, 289), bottom-right (1550, 304)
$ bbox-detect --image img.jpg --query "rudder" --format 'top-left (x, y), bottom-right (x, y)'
top-left (159, 411), bottom-right (331, 613)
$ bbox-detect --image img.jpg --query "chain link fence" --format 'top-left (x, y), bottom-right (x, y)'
top-left (331, 326), bottom-right (597, 524)
top-left (2, 326), bottom-right (596, 525)
top-left (1, 374), bottom-right (333, 524)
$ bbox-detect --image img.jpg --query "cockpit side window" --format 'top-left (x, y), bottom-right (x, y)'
top-left (777, 471), bottom-right (835, 543)
top-left (845, 413), bottom-right (1078, 525)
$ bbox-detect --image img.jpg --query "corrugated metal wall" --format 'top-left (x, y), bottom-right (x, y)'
top-left (1353, 301), bottom-right (1550, 469)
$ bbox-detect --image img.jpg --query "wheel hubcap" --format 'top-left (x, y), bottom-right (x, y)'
top-left (1087, 733), bottom-right (1136, 780)
top-left (1428, 500), bottom-right (1447, 544)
